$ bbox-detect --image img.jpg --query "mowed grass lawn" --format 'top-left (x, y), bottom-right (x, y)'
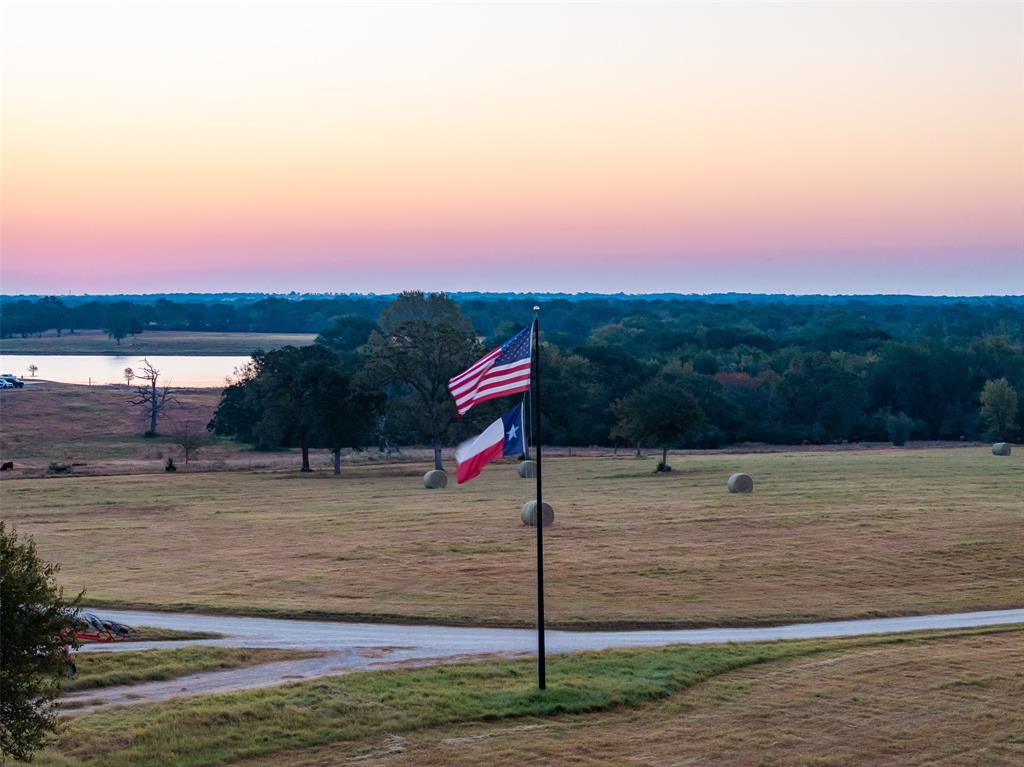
top-left (3, 449), bottom-right (1021, 628)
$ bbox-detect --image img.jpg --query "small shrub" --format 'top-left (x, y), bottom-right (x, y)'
top-left (655, 462), bottom-right (672, 473)
top-left (164, 458), bottom-right (177, 472)
top-left (143, 431), bottom-right (157, 439)
top-left (886, 412), bottom-right (914, 446)
top-left (47, 462), bottom-right (71, 474)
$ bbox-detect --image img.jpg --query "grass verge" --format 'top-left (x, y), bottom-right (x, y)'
top-left (118, 626), bottom-right (224, 642)
top-left (36, 625), bottom-right (1022, 767)
top-left (62, 647), bottom-right (318, 693)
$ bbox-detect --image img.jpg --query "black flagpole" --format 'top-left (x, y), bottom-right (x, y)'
top-left (531, 305), bottom-right (546, 690)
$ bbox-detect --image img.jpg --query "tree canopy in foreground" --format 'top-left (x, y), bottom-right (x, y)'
top-left (0, 522), bottom-right (81, 761)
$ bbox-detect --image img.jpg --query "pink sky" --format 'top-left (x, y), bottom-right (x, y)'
top-left (2, 1), bottom-right (1022, 295)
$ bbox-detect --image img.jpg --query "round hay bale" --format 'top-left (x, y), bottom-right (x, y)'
top-left (521, 500), bottom-right (554, 527)
top-left (992, 442), bottom-right (1012, 456)
top-left (423, 469), bottom-right (448, 489)
top-left (517, 460), bottom-right (537, 478)
top-left (727, 473), bottom-right (753, 493)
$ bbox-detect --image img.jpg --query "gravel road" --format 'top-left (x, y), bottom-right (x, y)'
top-left (65, 607), bottom-right (1024, 714)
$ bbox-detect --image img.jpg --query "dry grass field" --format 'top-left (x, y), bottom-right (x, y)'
top-left (0, 383), bottom-right (424, 473)
top-left (0, 329), bottom-right (316, 356)
top-left (2, 448), bottom-right (1020, 628)
top-left (258, 629), bottom-right (1023, 767)
top-left (0, 383), bottom-right (227, 466)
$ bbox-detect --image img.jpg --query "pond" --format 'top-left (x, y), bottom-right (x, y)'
top-left (0, 355), bottom-right (249, 388)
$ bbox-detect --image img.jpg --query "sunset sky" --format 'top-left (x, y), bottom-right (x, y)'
top-left (1, 1), bottom-right (1022, 296)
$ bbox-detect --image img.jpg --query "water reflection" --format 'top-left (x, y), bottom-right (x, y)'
top-left (0, 355), bottom-right (248, 388)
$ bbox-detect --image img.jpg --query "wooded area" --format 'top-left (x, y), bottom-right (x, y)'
top-left (3, 292), bottom-right (1021, 452)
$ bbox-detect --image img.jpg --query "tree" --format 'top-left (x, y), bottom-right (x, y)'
top-left (123, 367), bottom-right (134, 387)
top-left (35, 297), bottom-right (68, 338)
top-left (129, 359), bottom-right (177, 436)
top-left (315, 315), bottom-right (380, 359)
top-left (538, 345), bottom-right (607, 446)
top-left (0, 522), bottom-right (81, 761)
top-left (311, 364), bottom-right (381, 475)
top-left (244, 346), bottom-right (322, 471)
top-left (209, 345), bottom-right (377, 472)
top-left (102, 303), bottom-right (143, 345)
top-left (361, 292), bottom-right (481, 471)
top-left (172, 421), bottom-right (206, 468)
top-left (27, 364), bottom-right (38, 377)
top-left (612, 375), bottom-right (705, 470)
top-left (979, 378), bottom-right (1018, 440)
top-left (886, 411), bottom-right (914, 446)
top-left (209, 384), bottom-right (264, 448)
top-left (868, 341), bottom-right (972, 439)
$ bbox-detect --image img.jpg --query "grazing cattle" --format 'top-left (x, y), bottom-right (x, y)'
top-left (0, 461), bottom-right (13, 471)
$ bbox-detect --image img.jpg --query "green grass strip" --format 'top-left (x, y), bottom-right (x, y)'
top-left (62, 647), bottom-right (310, 693)
top-left (39, 626), bottom-right (1021, 767)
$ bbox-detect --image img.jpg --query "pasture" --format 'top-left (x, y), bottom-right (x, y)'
top-left (0, 330), bottom-right (316, 356)
top-left (2, 448), bottom-right (1020, 629)
top-left (0, 384), bottom-right (225, 466)
top-left (0, 383), bottom-right (419, 473)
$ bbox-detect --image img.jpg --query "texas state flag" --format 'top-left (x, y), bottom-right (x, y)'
top-left (455, 403), bottom-right (526, 484)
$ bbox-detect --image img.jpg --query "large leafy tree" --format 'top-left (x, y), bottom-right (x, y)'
top-left (311, 364), bottom-right (382, 474)
top-left (1, 523), bottom-right (81, 761)
top-left (102, 302), bottom-right (143, 345)
top-left (360, 292), bottom-right (481, 471)
top-left (612, 374), bottom-right (704, 469)
top-left (209, 345), bottom-right (378, 472)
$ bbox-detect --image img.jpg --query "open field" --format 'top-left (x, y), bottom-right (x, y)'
top-left (31, 627), bottom-right (1024, 766)
top-left (0, 383), bottom-right (231, 466)
top-left (2, 449), bottom-right (1021, 629)
top-left (63, 647), bottom-right (317, 693)
top-left (0, 330), bottom-right (317, 356)
top-left (0, 383), bottom-right (421, 473)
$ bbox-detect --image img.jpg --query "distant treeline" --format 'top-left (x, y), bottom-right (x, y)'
top-left (3, 292), bottom-right (1022, 446)
top-left (2, 293), bottom-right (1023, 344)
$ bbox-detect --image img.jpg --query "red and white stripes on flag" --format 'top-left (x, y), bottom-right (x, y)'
top-left (448, 325), bottom-right (532, 416)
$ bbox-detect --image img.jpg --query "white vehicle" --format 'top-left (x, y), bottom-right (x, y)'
top-left (0, 379), bottom-right (13, 389)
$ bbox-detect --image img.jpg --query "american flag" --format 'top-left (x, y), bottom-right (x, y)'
top-left (448, 325), bottom-right (532, 416)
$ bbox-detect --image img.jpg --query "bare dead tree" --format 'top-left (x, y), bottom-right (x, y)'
top-left (171, 421), bottom-right (205, 468)
top-left (129, 359), bottom-right (178, 436)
